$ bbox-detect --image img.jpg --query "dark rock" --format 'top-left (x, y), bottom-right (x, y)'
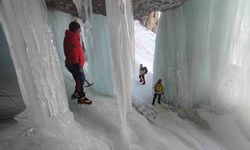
top-left (45, 0), bottom-right (78, 16)
top-left (0, 93), bottom-right (26, 121)
top-left (45, 0), bottom-right (186, 20)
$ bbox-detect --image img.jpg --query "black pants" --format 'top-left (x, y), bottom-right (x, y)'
top-left (139, 74), bottom-right (145, 83)
top-left (152, 93), bottom-right (161, 104)
top-left (65, 64), bottom-right (85, 98)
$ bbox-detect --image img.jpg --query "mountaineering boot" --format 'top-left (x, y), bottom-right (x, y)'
top-left (142, 82), bottom-right (145, 85)
top-left (78, 97), bottom-right (92, 105)
top-left (158, 101), bottom-right (161, 104)
top-left (139, 79), bottom-right (142, 82)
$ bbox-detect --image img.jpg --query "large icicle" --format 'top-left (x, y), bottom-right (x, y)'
top-left (0, 0), bottom-right (74, 131)
top-left (105, 0), bottom-right (134, 129)
top-left (73, 0), bottom-right (93, 50)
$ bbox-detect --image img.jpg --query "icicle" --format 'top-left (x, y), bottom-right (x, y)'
top-left (73, 0), bottom-right (94, 48)
top-left (105, 0), bottom-right (133, 129)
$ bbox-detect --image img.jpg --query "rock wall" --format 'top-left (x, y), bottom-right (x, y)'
top-left (45, 0), bottom-right (185, 19)
top-left (140, 11), bottom-right (160, 33)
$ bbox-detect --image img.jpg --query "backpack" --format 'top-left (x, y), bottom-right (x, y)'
top-left (144, 67), bottom-right (148, 74)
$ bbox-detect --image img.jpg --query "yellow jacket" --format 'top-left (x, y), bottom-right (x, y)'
top-left (153, 83), bottom-right (164, 94)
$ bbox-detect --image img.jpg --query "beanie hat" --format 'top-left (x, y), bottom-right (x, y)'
top-left (69, 21), bottom-right (80, 32)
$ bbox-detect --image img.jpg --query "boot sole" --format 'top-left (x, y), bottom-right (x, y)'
top-left (78, 99), bottom-right (92, 105)
top-left (78, 101), bottom-right (92, 105)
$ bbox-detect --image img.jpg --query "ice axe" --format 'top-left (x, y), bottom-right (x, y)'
top-left (84, 79), bottom-right (94, 87)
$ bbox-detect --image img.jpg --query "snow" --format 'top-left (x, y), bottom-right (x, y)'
top-left (134, 21), bottom-right (155, 74)
top-left (1, 0), bottom-right (250, 150)
top-left (200, 111), bottom-right (250, 150)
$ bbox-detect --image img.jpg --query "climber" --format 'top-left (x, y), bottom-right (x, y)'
top-left (152, 79), bottom-right (164, 105)
top-left (139, 64), bottom-right (148, 85)
top-left (63, 21), bottom-right (92, 105)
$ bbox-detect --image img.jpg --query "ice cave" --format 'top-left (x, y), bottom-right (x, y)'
top-left (1, 0), bottom-right (250, 149)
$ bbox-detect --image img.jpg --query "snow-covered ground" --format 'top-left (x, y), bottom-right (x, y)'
top-left (1, 20), bottom-right (250, 150)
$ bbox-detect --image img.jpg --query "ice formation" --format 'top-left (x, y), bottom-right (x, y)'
top-left (154, 0), bottom-right (250, 117)
top-left (74, 0), bottom-right (135, 129)
top-left (105, 0), bottom-right (134, 129)
top-left (0, 0), bottom-right (75, 133)
top-left (88, 14), bottom-right (115, 95)
top-left (0, 24), bottom-right (26, 120)
top-left (72, 0), bottom-right (134, 129)
top-left (2, 0), bottom-right (250, 149)
top-left (0, 0), bottom-right (135, 131)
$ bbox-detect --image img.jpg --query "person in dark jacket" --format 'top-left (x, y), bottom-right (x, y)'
top-left (139, 64), bottom-right (148, 85)
top-left (63, 21), bottom-right (92, 105)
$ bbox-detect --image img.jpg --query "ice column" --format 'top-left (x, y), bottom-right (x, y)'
top-left (154, 0), bottom-right (250, 113)
top-left (90, 14), bottom-right (115, 95)
top-left (0, 0), bottom-right (71, 127)
top-left (154, 7), bottom-right (192, 107)
top-left (105, 0), bottom-right (134, 129)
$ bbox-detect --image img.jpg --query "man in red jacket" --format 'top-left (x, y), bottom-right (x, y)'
top-left (64, 21), bottom-right (92, 105)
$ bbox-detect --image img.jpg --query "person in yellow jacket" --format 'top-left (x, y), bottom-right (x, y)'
top-left (152, 79), bottom-right (164, 105)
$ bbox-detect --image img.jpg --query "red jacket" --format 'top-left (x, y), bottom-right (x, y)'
top-left (63, 30), bottom-right (85, 67)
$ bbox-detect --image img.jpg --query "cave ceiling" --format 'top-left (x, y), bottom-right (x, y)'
top-left (45, 0), bottom-right (185, 20)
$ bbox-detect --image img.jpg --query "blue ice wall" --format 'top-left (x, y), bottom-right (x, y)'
top-left (88, 14), bottom-right (114, 96)
top-left (48, 11), bottom-right (114, 96)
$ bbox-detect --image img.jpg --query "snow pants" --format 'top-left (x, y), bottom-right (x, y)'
top-left (65, 64), bottom-right (86, 98)
top-left (139, 74), bottom-right (145, 83)
top-left (152, 93), bottom-right (161, 105)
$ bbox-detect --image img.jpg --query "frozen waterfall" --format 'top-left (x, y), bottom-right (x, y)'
top-left (73, 0), bottom-right (134, 129)
top-left (0, 0), bottom-right (134, 132)
top-left (154, 0), bottom-right (250, 121)
top-left (0, 0), bottom-right (73, 131)
top-left (105, 0), bottom-right (134, 129)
